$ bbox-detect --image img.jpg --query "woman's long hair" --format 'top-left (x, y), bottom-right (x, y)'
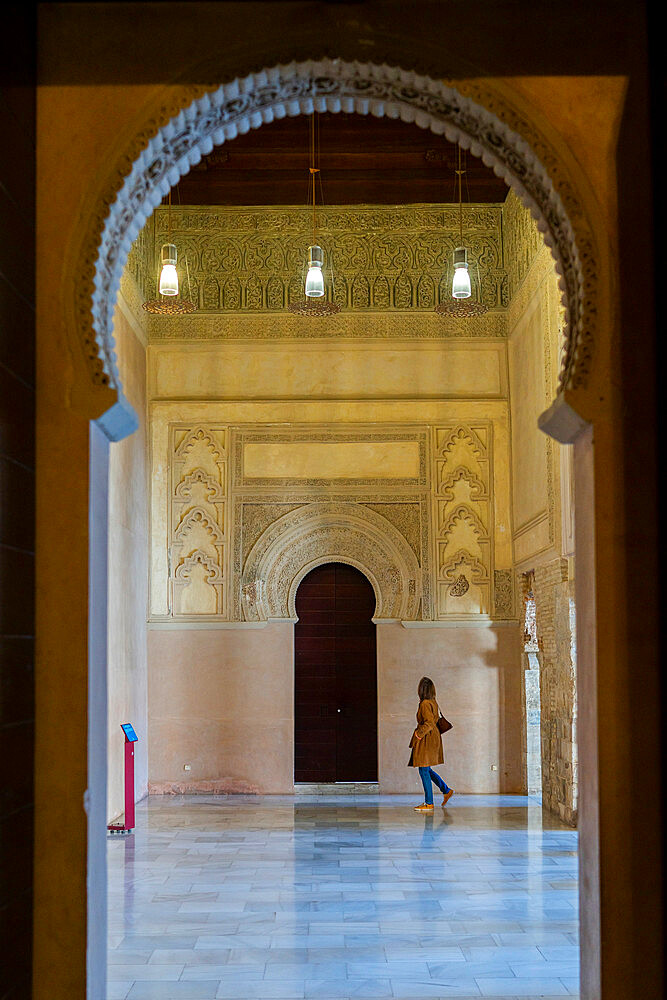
top-left (418, 676), bottom-right (436, 701)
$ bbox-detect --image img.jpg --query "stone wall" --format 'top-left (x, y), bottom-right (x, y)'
top-left (520, 577), bottom-right (542, 796)
top-left (533, 558), bottom-right (577, 824)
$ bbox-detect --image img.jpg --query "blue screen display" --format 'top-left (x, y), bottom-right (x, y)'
top-left (121, 723), bottom-right (138, 742)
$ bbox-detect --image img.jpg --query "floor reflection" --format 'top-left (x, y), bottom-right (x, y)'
top-left (107, 794), bottom-right (579, 999)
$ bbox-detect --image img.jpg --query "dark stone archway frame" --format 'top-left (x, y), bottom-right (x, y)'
top-left (78, 59), bottom-right (597, 436)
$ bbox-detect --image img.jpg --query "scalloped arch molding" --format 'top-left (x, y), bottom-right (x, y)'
top-left (240, 502), bottom-right (422, 623)
top-left (86, 60), bottom-right (597, 432)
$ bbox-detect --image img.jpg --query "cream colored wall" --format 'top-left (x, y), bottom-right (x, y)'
top-left (378, 623), bottom-right (523, 793)
top-left (149, 340), bottom-right (506, 400)
top-left (107, 287), bottom-right (149, 821)
top-left (505, 192), bottom-right (565, 568)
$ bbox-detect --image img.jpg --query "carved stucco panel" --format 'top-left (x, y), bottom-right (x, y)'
top-left (145, 202), bottom-right (505, 316)
top-left (170, 424), bottom-right (228, 616)
top-left (432, 422), bottom-right (493, 618)
top-left (241, 502), bottom-right (421, 622)
top-left (494, 568), bottom-right (514, 618)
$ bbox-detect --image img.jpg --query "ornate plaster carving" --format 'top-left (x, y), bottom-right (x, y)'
top-left (363, 502), bottom-right (421, 559)
top-left (173, 506), bottom-right (224, 545)
top-left (432, 422), bottom-right (492, 617)
top-left (175, 426), bottom-right (226, 463)
top-left (440, 503), bottom-right (487, 540)
top-left (82, 60), bottom-right (594, 399)
top-left (241, 503), bottom-right (306, 562)
top-left (241, 502), bottom-right (421, 622)
top-left (232, 493), bottom-right (431, 622)
top-left (147, 308), bottom-right (508, 341)
top-left (174, 548), bottom-right (223, 582)
top-left (173, 549), bottom-right (224, 616)
top-left (441, 550), bottom-right (488, 583)
top-left (449, 574), bottom-right (470, 597)
top-left (440, 466), bottom-right (487, 502)
top-left (174, 468), bottom-right (224, 502)
top-left (143, 202), bottom-right (505, 316)
top-left (493, 569), bottom-right (514, 618)
top-left (170, 424), bottom-right (228, 616)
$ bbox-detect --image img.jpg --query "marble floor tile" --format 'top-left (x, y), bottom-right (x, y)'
top-left (390, 982), bottom-right (483, 998)
top-left (475, 979), bottom-right (569, 996)
top-left (108, 794), bottom-right (580, 999)
top-left (107, 966), bottom-right (183, 982)
top-left (215, 983), bottom-right (305, 998)
top-left (127, 984), bottom-right (219, 999)
top-left (106, 985), bottom-right (133, 1000)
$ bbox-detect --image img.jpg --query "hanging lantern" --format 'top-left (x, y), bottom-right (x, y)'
top-left (158, 244), bottom-right (179, 296)
top-left (288, 116), bottom-right (340, 317)
top-left (451, 246), bottom-right (472, 299)
top-left (435, 146), bottom-right (488, 319)
top-left (305, 245), bottom-right (325, 298)
top-left (143, 190), bottom-right (196, 315)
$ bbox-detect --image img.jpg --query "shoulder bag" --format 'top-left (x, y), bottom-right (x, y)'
top-left (437, 713), bottom-right (453, 734)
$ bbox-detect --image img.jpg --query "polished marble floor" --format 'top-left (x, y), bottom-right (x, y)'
top-left (107, 794), bottom-right (579, 999)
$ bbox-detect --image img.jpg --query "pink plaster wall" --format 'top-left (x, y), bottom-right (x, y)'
top-left (148, 620), bottom-right (523, 795)
top-left (377, 623), bottom-right (524, 794)
top-left (147, 624), bottom-right (294, 793)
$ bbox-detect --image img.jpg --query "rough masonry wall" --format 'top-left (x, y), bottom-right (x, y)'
top-left (505, 190), bottom-right (577, 823)
top-left (533, 558), bottom-right (577, 824)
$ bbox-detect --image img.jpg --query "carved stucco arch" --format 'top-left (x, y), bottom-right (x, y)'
top-left (79, 59), bottom-right (601, 429)
top-left (241, 503), bottom-right (421, 622)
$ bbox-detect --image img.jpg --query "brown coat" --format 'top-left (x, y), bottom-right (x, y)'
top-left (408, 698), bottom-right (444, 767)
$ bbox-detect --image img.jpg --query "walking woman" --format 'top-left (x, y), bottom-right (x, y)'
top-left (409, 676), bottom-right (454, 812)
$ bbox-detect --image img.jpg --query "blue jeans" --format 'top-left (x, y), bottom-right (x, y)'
top-left (419, 766), bottom-right (450, 805)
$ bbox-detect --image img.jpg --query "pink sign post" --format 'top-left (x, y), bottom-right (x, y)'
top-left (107, 723), bottom-right (138, 834)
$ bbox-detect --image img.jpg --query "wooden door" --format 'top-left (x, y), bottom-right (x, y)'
top-left (294, 563), bottom-right (377, 783)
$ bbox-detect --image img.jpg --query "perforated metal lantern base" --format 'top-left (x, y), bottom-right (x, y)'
top-left (142, 298), bottom-right (197, 315)
top-left (287, 300), bottom-right (342, 317)
top-left (435, 300), bottom-right (489, 318)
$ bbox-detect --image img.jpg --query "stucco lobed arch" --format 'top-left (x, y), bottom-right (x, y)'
top-left (74, 59), bottom-right (604, 440)
top-left (240, 502), bottom-right (422, 622)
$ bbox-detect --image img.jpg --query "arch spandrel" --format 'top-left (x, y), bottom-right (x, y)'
top-left (73, 60), bottom-right (605, 437)
top-left (240, 503), bottom-right (422, 623)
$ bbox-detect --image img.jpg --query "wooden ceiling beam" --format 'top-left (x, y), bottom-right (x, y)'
top-left (167, 111), bottom-right (510, 206)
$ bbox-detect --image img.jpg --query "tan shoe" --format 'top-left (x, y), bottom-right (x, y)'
top-left (413, 802), bottom-right (434, 812)
top-left (442, 789), bottom-right (454, 806)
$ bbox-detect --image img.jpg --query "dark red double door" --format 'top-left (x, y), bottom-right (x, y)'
top-left (294, 563), bottom-right (378, 783)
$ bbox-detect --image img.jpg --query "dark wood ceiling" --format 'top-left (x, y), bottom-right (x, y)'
top-left (171, 113), bottom-right (509, 206)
